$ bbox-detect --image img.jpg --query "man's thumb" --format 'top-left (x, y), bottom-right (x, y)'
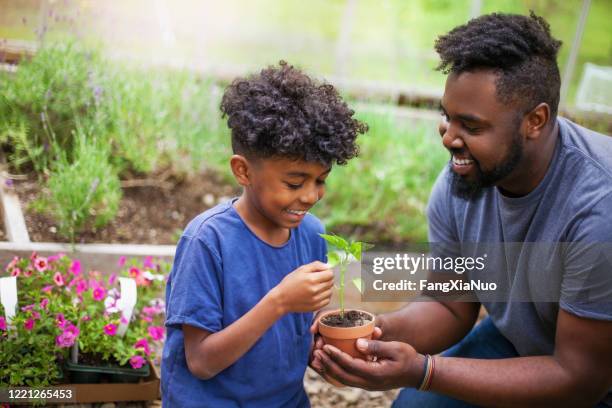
top-left (356, 338), bottom-right (394, 358)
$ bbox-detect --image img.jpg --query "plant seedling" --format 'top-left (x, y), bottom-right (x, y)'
top-left (319, 233), bottom-right (373, 319)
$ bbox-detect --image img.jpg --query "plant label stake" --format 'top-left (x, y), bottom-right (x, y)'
top-left (0, 276), bottom-right (18, 326)
top-left (116, 277), bottom-right (137, 337)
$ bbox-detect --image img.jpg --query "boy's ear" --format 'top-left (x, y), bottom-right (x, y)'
top-left (230, 155), bottom-right (251, 186)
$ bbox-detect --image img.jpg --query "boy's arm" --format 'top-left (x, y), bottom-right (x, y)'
top-left (184, 261), bottom-right (333, 380)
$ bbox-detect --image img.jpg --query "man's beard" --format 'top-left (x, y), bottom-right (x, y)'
top-left (449, 136), bottom-right (524, 200)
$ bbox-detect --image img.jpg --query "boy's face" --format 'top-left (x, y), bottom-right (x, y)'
top-left (238, 156), bottom-right (330, 230)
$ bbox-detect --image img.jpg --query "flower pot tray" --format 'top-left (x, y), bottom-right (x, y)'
top-left (57, 361), bottom-right (160, 403)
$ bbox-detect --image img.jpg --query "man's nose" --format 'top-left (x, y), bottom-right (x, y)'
top-left (440, 122), bottom-right (464, 150)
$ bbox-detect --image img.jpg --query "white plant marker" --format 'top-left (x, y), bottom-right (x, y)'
top-left (116, 277), bottom-right (137, 337)
top-left (0, 276), bottom-right (18, 326)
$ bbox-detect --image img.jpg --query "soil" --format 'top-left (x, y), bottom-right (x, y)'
top-left (322, 310), bottom-right (373, 328)
top-left (13, 169), bottom-right (240, 244)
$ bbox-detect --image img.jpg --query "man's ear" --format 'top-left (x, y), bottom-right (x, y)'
top-left (230, 155), bottom-right (251, 187)
top-left (523, 103), bottom-right (550, 141)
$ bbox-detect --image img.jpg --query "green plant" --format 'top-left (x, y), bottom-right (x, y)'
top-left (319, 233), bottom-right (373, 319)
top-left (31, 129), bottom-right (121, 244)
top-left (0, 253), bottom-right (168, 388)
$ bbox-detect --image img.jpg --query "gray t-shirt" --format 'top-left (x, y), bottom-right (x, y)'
top-left (427, 117), bottom-right (612, 390)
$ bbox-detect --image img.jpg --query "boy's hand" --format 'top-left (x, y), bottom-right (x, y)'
top-left (272, 261), bottom-right (333, 314)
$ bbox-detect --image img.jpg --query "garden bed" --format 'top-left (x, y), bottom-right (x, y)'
top-left (14, 168), bottom-right (239, 245)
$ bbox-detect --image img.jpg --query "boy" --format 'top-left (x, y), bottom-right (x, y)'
top-left (162, 61), bottom-right (367, 407)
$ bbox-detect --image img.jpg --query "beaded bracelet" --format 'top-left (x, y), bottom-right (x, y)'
top-left (418, 354), bottom-right (435, 391)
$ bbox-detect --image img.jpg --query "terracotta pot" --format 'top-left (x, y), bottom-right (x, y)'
top-left (318, 309), bottom-right (375, 359)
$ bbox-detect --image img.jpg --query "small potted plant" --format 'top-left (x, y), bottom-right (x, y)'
top-left (317, 234), bottom-right (375, 359)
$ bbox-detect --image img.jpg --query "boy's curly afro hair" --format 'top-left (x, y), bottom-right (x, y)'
top-left (435, 12), bottom-right (562, 117)
top-left (220, 61), bottom-right (367, 166)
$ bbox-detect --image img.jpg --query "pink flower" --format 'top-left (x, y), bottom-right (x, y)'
top-left (42, 285), bottom-right (54, 293)
top-left (142, 315), bottom-right (153, 323)
top-left (81, 315), bottom-right (91, 322)
top-left (21, 304), bottom-right (35, 312)
top-left (56, 324), bottom-right (79, 348)
top-left (56, 313), bottom-right (66, 328)
top-left (143, 256), bottom-right (154, 269)
top-left (34, 257), bottom-right (48, 272)
top-left (120, 315), bottom-right (129, 324)
top-left (108, 273), bottom-right (117, 286)
top-left (103, 324), bottom-right (117, 336)
top-left (118, 256), bottom-right (127, 267)
top-left (24, 319), bottom-right (35, 331)
top-left (92, 285), bottom-right (106, 301)
top-left (129, 355), bottom-right (146, 369)
top-left (31, 311), bottom-right (41, 320)
top-left (75, 279), bottom-right (88, 295)
top-left (148, 326), bottom-right (164, 341)
top-left (10, 268), bottom-right (21, 277)
top-left (53, 271), bottom-right (65, 286)
top-left (0, 316), bottom-right (6, 331)
top-left (134, 338), bottom-right (151, 356)
top-left (69, 260), bottom-right (81, 276)
top-left (129, 267), bottom-right (141, 278)
top-left (47, 254), bottom-right (61, 263)
top-left (40, 298), bottom-right (49, 310)
top-left (7, 256), bottom-right (19, 269)
top-left (23, 268), bottom-right (33, 277)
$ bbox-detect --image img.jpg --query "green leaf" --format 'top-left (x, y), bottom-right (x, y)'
top-left (352, 278), bottom-right (364, 293)
top-left (327, 251), bottom-right (341, 267)
top-left (319, 233), bottom-right (349, 250)
top-left (348, 241), bottom-right (374, 261)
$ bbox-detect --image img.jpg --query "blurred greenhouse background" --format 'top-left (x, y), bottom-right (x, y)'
top-left (0, 0), bottom-right (610, 245)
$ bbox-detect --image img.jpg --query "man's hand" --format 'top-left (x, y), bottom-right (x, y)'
top-left (313, 338), bottom-right (425, 391)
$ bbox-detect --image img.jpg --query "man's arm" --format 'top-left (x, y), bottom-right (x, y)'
top-left (377, 299), bottom-right (480, 355)
top-left (317, 308), bottom-right (612, 407)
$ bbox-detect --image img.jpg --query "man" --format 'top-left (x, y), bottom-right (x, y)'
top-left (311, 12), bottom-right (612, 407)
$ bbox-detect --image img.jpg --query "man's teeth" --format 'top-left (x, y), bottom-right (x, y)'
top-left (287, 210), bottom-right (307, 215)
top-left (453, 157), bottom-right (474, 165)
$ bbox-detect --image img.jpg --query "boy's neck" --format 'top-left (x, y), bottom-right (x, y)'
top-left (233, 196), bottom-right (291, 246)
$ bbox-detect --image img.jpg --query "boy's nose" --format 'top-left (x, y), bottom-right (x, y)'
top-left (300, 188), bottom-right (319, 205)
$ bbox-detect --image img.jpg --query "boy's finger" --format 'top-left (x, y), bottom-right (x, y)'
top-left (304, 261), bottom-right (331, 272)
top-left (310, 269), bottom-right (334, 282)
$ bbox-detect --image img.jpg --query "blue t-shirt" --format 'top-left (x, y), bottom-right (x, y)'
top-left (427, 118), bottom-right (612, 405)
top-left (162, 199), bottom-right (327, 408)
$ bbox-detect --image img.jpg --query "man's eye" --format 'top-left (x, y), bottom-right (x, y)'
top-left (316, 179), bottom-right (326, 186)
top-left (285, 182), bottom-right (302, 190)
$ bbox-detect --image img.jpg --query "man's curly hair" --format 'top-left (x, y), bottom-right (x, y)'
top-left (435, 12), bottom-right (562, 117)
top-left (220, 61), bottom-right (367, 166)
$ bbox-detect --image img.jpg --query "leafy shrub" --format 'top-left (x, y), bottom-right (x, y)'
top-left (0, 253), bottom-right (167, 387)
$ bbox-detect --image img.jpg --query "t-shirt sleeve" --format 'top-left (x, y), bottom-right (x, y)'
top-left (426, 168), bottom-right (461, 263)
top-left (560, 193), bottom-right (612, 321)
top-left (426, 168), bottom-right (459, 244)
top-left (165, 235), bottom-right (224, 332)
